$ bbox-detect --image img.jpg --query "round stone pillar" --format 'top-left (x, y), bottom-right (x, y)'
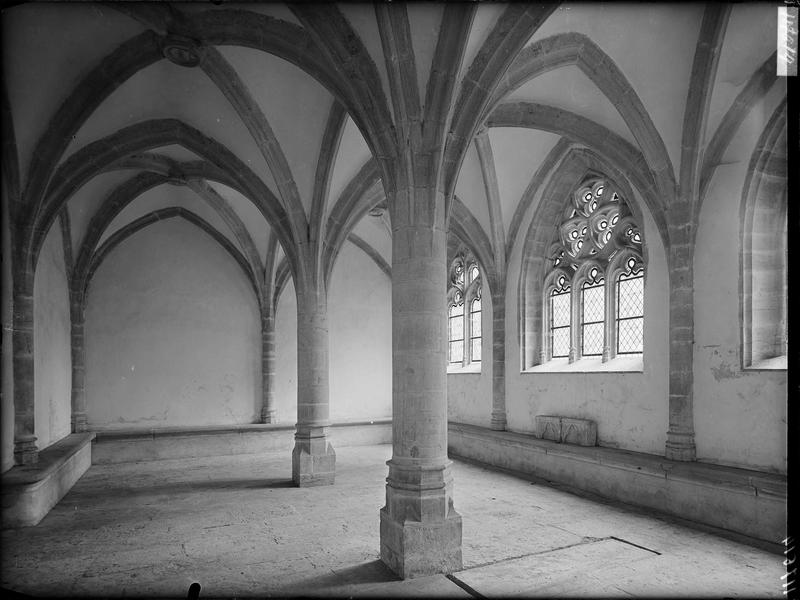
top-left (292, 288), bottom-right (335, 486)
top-left (380, 190), bottom-right (462, 579)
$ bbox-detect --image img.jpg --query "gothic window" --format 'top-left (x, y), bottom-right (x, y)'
top-left (742, 171), bottom-right (787, 368)
top-left (448, 249), bottom-right (483, 368)
top-left (541, 178), bottom-right (645, 363)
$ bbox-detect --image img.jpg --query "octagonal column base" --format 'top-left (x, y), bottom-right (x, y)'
top-left (292, 428), bottom-right (335, 486)
top-left (379, 507), bottom-right (462, 579)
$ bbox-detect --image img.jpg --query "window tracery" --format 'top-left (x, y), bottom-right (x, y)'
top-left (448, 249), bottom-right (482, 368)
top-left (541, 178), bottom-right (645, 363)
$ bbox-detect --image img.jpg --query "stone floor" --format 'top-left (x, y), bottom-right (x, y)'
top-left (1, 444), bottom-right (785, 598)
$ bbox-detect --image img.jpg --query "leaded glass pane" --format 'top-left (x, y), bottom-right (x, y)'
top-left (582, 282), bottom-right (604, 322)
top-left (471, 338), bottom-right (481, 362)
top-left (551, 291), bottom-right (570, 327)
top-left (449, 314), bottom-right (463, 340)
top-left (618, 274), bottom-right (643, 318)
top-left (470, 306), bottom-right (481, 338)
top-left (582, 322), bottom-right (604, 355)
top-left (617, 318), bottom-right (643, 353)
top-left (449, 340), bottom-right (464, 363)
top-left (551, 327), bottom-right (570, 358)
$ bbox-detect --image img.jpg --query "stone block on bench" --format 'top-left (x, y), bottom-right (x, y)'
top-left (535, 415), bottom-right (562, 442)
top-left (535, 415), bottom-right (597, 447)
top-left (561, 417), bottom-right (597, 446)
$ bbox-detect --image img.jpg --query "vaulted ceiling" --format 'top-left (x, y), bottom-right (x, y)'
top-left (2, 2), bottom-right (784, 303)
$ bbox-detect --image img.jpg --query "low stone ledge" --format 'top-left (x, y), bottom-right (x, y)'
top-left (448, 422), bottom-right (785, 545)
top-left (2, 433), bottom-right (95, 528)
top-left (92, 419), bottom-right (392, 464)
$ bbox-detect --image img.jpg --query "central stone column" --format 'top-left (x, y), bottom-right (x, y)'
top-left (380, 188), bottom-right (462, 578)
top-left (292, 287), bottom-right (335, 486)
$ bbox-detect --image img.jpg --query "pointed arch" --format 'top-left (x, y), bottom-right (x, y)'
top-left (486, 32), bottom-right (677, 206)
top-left (83, 207), bottom-right (260, 306)
top-left (24, 119), bottom-right (297, 294)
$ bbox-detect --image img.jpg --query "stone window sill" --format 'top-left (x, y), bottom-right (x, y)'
top-left (745, 355), bottom-right (787, 370)
top-left (524, 355), bottom-right (643, 373)
top-left (447, 363), bottom-right (482, 374)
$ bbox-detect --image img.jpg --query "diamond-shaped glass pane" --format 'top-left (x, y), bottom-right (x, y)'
top-left (471, 338), bottom-right (481, 362)
top-left (618, 274), bottom-right (643, 318)
top-left (552, 327), bottom-right (570, 358)
top-left (449, 340), bottom-right (464, 363)
top-left (449, 314), bottom-right (463, 340)
top-left (551, 291), bottom-right (570, 327)
top-left (582, 283), bottom-right (604, 322)
top-left (582, 322), bottom-right (604, 355)
top-left (617, 318), bottom-right (643, 353)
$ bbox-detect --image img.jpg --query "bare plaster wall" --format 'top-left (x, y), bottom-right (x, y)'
top-left (328, 244), bottom-right (392, 421)
top-left (500, 190), bottom-right (670, 456)
top-left (694, 162), bottom-right (787, 474)
top-left (274, 280), bottom-right (298, 424)
top-left (84, 219), bottom-right (261, 430)
top-left (274, 244), bottom-right (392, 425)
top-left (33, 224), bottom-right (72, 450)
top-left (1, 191), bottom-right (14, 473)
top-left (447, 290), bottom-right (493, 427)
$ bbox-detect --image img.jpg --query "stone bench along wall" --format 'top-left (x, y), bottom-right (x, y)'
top-left (2, 433), bottom-right (95, 528)
top-left (448, 422), bottom-right (785, 546)
top-left (91, 420), bottom-right (392, 464)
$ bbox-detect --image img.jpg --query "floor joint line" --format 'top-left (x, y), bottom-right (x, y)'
top-left (446, 573), bottom-right (487, 599)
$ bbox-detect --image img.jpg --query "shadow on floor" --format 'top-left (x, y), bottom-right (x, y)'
top-left (279, 559), bottom-right (401, 593)
top-left (72, 477), bottom-right (298, 499)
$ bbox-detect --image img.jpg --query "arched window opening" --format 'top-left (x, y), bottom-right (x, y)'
top-left (743, 168), bottom-right (787, 369)
top-left (470, 292), bottom-right (482, 363)
top-left (448, 248), bottom-right (483, 369)
top-left (541, 177), bottom-right (645, 363)
top-left (448, 297), bottom-right (464, 365)
top-left (617, 257), bottom-right (644, 354)
top-left (549, 274), bottom-right (571, 359)
top-left (581, 267), bottom-right (605, 356)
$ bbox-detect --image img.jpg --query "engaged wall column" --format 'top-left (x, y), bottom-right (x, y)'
top-left (70, 299), bottom-right (88, 432)
top-left (13, 287), bottom-right (37, 465)
top-left (260, 308), bottom-right (276, 424)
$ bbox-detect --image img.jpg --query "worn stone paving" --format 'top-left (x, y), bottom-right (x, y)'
top-left (1, 444), bottom-right (784, 598)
